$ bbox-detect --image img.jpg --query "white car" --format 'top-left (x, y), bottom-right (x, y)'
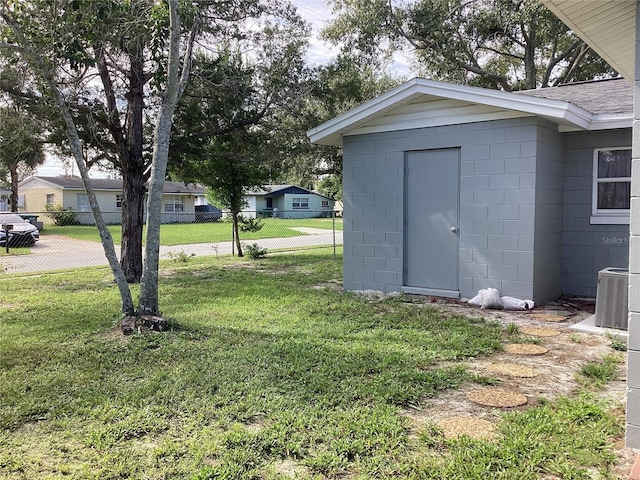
top-left (0, 213), bottom-right (40, 247)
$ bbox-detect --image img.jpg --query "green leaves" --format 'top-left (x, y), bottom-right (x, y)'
top-left (325, 0), bottom-right (616, 90)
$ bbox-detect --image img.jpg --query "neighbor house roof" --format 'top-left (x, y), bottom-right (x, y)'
top-left (541, 0), bottom-right (635, 83)
top-left (19, 176), bottom-right (205, 195)
top-left (247, 184), bottom-right (333, 200)
top-left (308, 77), bottom-right (633, 147)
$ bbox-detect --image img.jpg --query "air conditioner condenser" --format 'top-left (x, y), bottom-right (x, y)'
top-left (595, 267), bottom-right (628, 330)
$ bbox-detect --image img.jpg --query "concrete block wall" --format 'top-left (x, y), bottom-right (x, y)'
top-left (342, 117), bottom-right (553, 301)
top-left (562, 129), bottom-right (631, 297)
top-left (533, 121), bottom-right (564, 302)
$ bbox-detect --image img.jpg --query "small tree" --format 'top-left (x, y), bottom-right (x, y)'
top-left (172, 129), bottom-right (276, 257)
top-left (170, 25), bottom-right (307, 256)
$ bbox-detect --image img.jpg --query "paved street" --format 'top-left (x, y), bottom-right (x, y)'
top-left (0, 228), bottom-right (343, 274)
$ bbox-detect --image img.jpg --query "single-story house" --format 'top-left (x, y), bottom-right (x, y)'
top-left (309, 77), bottom-right (633, 304)
top-left (243, 184), bottom-right (335, 219)
top-left (0, 186), bottom-right (10, 211)
top-left (540, 0), bottom-right (640, 450)
top-left (18, 176), bottom-right (205, 224)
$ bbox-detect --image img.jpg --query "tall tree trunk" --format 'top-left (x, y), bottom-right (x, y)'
top-left (9, 164), bottom-right (18, 212)
top-left (139, 0), bottom-right (195, 315)
top-left (524, 24), bottom-right (537, 89)
top-left (120, 164), bottom-right (145, 282)
top-left (233, 211), bottom-right (244, 257)
top-left (120, 38), bottom-right (146, 283)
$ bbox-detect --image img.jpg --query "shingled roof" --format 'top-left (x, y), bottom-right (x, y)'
top-left (24, 176), bottom-right (205, 195)
top-left (516, 78), bottom-right (632, 115)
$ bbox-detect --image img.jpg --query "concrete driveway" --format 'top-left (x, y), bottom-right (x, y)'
top-left (0, 229), bottom-right (343, 274)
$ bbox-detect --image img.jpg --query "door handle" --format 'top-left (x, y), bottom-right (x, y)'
top-left (450, 226), bottom-right (457, 233)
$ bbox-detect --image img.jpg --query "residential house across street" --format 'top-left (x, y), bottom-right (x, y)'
top-left (242, 184), bottom-right (335, 219)
top-left (18, 176), bottom-right (206, 224)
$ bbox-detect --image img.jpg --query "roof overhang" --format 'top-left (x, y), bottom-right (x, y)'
top-left (541, 0), bottom-right (636, 83)
top-left (308, 78), bottom-right (626, 147)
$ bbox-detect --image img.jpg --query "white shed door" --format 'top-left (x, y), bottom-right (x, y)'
top-left (404, 149), bottom-right (460, 296)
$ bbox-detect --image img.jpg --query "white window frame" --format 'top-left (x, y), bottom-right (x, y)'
top-left (46, 193), bottom-right (54, 205)
top-left (115, 194), bottom-right (123, 211)
top-left (292, 197), bottom-right (309, 209)
top-left (591, 147), bottom-right (632, 225)
top-left (321, 200), bottom-right (329, 208)
top-left (164, 196), bottom-right (185, 213)
top-left (77, 194), bottom-right (90, 212)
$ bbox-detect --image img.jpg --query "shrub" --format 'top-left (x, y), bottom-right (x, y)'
top-left (243, 243), bottom-right (267, 259)
top-left (44, 203), bottom-right (78, 226)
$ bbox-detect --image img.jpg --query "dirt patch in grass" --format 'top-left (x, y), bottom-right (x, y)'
top-left (311, 280), bottom-right (343, 292)
top-left (267, 459), bottom-right (312, 478)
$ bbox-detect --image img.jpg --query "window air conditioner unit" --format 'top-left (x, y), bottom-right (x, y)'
top-left (594, 267), bottom-right (628, 330)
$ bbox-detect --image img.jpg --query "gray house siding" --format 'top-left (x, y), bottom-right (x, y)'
top-left (343, 117), bottom-right (563, 302)
top-left (562, 129), bottom-right (631, 297)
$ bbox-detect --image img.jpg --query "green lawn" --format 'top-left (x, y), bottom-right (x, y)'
top-left (0, 254), bottom-right (624, 479)
top-left (42, 217), bottom-right (342, 246)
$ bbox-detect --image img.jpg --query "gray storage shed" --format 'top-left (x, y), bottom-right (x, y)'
top-left (308, 77), bottom-right (632, 304)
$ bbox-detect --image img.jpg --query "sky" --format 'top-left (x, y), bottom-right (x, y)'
top-left (34, 0), bottom-right (412, 178)
top-left (292, 0), bottom-right (412, 74)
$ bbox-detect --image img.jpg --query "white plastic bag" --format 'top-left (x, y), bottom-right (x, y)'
top-left (501, 296), bottom-right (534, 311)
top-left (480, 288), bottom-right (503, 309)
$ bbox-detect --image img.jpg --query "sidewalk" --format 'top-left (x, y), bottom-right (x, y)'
top-left (0, 230), bottom-right (343, 274)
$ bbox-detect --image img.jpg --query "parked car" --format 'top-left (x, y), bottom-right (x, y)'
top-left (0, 212), bottom-right (40, 247)
top-left (195, 205), bottom-right (223, 222)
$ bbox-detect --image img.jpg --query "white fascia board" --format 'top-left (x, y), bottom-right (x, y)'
top-left (589, 113), bottom-right (633, 131)
top-left (307, 78), bottom-right (594, 147)
top-left (307, 79), bottom-right (426, 146)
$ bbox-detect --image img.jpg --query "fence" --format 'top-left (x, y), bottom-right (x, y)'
top-left (0, 210), bottom-right (343, 275)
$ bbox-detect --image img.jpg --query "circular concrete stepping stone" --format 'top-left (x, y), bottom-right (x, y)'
top-left (520, 325), bottom-right (561, 337)
top-left (466, 388), bottom-right (528, 408)
top-left (437, 416), bottom-right (497, 440)
top-left (487, 362), bottom-right (538, 378)
top-left (504, 343), bottom-right (549, 355)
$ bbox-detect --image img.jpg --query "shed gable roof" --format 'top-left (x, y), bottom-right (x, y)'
top-left (308, 78), bottom-right (632, 147)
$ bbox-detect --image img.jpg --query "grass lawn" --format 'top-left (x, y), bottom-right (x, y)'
top-left (0, 253), bottom-right (624, 479)
top-left (0, 246), bottom-right (31, 256)
top-left (42, 217), bottom-right (342, 246)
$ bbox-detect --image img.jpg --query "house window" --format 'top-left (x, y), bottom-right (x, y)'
top-left (591, 147), bottom-right (632, 224)
top-left (46, 194), bottom-right (54, 205)
top-left (77, 194), bottom-right (90, 212)
top-left (321, 200), bottom-right (329, 208)
top-left (115, 194), bottom-right (123, 210)
top-left (292, 197), bottom-right (309, 209)
top-left (164, 196), bottom-right (185, 213)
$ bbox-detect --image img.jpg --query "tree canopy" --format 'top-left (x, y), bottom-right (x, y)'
top-left (323, 0), bottom-right (617, 91)
top-left (0, 105), bottom-right (46, 211)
